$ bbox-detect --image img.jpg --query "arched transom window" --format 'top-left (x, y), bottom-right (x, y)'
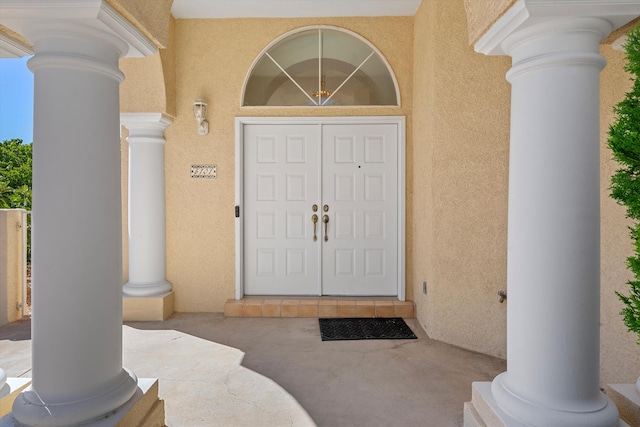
top-left (243, 27), bottom-right (399, 107)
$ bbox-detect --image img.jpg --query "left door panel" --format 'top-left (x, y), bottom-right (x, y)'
top-left (243, 124), bottom-right (321, 295)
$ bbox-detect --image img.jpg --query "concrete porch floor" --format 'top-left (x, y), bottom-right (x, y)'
top-left (0, 313), bottom-right (505, 427)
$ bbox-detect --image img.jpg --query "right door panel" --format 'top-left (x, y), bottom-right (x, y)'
top-left (321, 124), bottom-right (398, 296)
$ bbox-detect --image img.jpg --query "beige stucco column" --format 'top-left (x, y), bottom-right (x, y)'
top-left (0, 2), bottom-right (157, 425)
top-left (464, 2), bottom-right (640, 427)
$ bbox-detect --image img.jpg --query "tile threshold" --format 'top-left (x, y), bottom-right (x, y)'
top-left (224, 298), bottom-right (415, 319)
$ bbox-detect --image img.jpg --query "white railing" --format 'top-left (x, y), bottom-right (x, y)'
top-left (21, 210), bottom-right (31, 318)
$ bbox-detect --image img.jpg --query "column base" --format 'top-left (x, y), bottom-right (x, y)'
top-left (464, 382), bottom-right (523, 427)
top-left (11, 368), bottom-right (137, 427)
top-left (464, 382), bottom-right (629, 427)
top-left (0, 378), bottom-right (31, 418)
top-left (607, 383), bottom-right (640, 427)
top-left (123, 280), bottom-right (172, 297)
top-left (1, 378), bottom-right (163, 427)
top-left (123, 291), bottom-right (174, 321)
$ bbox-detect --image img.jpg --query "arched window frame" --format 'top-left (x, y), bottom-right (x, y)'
top-left (241, 25), bottom-right (401, 107)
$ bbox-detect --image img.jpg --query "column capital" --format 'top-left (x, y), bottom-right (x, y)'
top-left (25, 21), bottom-right (129, 84)
top-left (121, 113), bottom-right (174, 138)
top-left (474, 0), bottom-right (640, 56)
top-left (122, 113), bottom-right (173, 147)
top-left (501, 17), bottom-right (609, 83)
top-left (0, 0), bottom-right (156, 57)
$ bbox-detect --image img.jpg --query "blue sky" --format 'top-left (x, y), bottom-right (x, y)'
top-left (0, 56), bottom-right (34, 144)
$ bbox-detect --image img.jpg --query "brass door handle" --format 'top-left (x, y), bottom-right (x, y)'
top-left (322, 214), bottom-right (329, 242)
top-left (312, 214), bottom-right (318, 241)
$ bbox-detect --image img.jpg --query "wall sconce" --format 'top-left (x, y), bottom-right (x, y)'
top-left (193, 97), bottom-right (209, 135)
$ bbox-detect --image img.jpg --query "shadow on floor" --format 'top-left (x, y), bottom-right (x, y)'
top-left (126, 313), bottom-right (506, 427)
top-left (0, 314), bottom-right (506, 426)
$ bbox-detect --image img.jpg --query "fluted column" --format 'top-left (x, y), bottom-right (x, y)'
top-left (122, 113), bottom-right (173, 297)
top-left (11, 22), bottom-right (138, 426)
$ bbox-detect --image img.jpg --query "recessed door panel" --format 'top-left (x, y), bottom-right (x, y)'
top-left (286, 212), bottom-right (306, 239)
top-left (365, 211), bottom-right (385, 239)
top-left (334, 211), bottom-right (355, 240)
top-left (286, 174), bottom-right (307, 200)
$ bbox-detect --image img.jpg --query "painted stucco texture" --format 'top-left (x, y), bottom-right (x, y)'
top-left (463, 0), bottom-right (516, 45)
top-left (161, 17), bottom-right (413, 313)
top-left (107, 0), bottom-right (173, 48)
top-left (411, 0), bottom-right (511, 360)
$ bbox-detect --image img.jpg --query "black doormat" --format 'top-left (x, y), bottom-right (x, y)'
top-left (319, 317), bottom-right (417, 341)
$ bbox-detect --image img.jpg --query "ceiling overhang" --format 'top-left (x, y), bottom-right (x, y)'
top-left (171, 0), bottom-right (421, 19)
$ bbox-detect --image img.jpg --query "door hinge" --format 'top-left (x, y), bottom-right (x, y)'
top-left (235, 206), bottom-right (240, 218)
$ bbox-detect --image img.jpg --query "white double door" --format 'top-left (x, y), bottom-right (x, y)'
top-left (243, 121), bottom-right (399, 296)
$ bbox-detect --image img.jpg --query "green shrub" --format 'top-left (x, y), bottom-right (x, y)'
top-left (608, 26), bottom-right (640, 345)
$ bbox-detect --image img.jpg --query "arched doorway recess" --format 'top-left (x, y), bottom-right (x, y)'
top-left (237, 27), bottom-right (405, 299)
